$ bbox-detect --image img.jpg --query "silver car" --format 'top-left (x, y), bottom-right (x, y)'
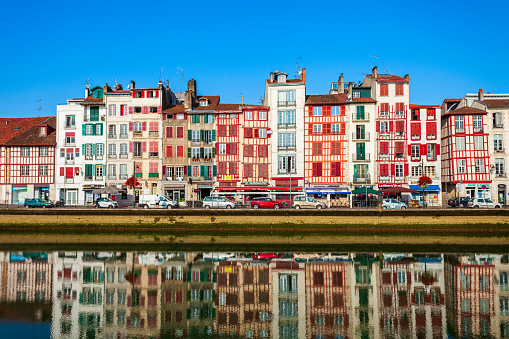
top-left (382, 199), bottom-right (408, 209)
top-left (95, 198), bottom-right (118, 209)
top-left (468, 198), bottom-right (502, 208)
top-left (203, 196), bottom-right (236, 209)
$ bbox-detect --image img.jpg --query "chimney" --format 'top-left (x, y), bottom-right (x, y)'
top-left (404, 74), bottom-right (409, 80)
top-left (338, 73), bottom-right (345, 93)
top-left (270, 72), bottom-right (274, 82)
top-left (301, 68), bottom-right (306, 84)
top-left (158, 81), bottom-right (163, 89)
top-left (184, 79), bottom-right (197, 110)
top-left (372, 66), bottom-right (377, 79)
top-left (130, 80), bottom-right (135, 89)
top-left (103, 83), bottom-right (109, 94)
top-left (478, 88), bottom-right (484, 101)
top-left (85, 84), bottom-right (90, 98)
top-left (347, 82), bottom-right (353, 99)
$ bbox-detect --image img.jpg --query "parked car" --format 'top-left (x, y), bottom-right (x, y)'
top-left (139, 195), bottom-right (174, 209)
top-left (24, 198), bottom-right (54, 208)
top-left (447, 197), bottom-right (471, 208)
top-left (203, 196), bottom-right (236, 209)
top-left (251, 253), bottom-right (282, 260)
top-left (293, 196), bottom-right (326, 209)
top-left (95, 198), bottom-right (118, 209)
top-left (250, 197), bottom-right (284, 209)
top-left (382, 198), bottom-right (408, 209)
top-left (468, 198), bottom-right (502, 208)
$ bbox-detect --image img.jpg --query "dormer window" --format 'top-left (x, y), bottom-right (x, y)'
top-left (199, 98), bottom-right (209, 106)
top-left (278, 74), bottom-right (286, 83)
top-left (39, 126), bottom-right (46, 136)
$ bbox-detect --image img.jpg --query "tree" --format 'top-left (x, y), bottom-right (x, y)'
top-left (417, 176), bottom-right (432, 208)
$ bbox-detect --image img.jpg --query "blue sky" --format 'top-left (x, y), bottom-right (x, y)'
top-left (1, 0), bottom-right (508, 118)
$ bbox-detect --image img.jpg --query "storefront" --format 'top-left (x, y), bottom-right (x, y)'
top-left (83, 185), bottom-right (104, 205)
top-left (35, 186), bottom-right (49, 201)
top-left (196, 184), bottom-right (213, 201)
top-left (12, 186), bottom-right (27, 204)
top-left (213, 187), bottom-right (303, 206)
top-left (163, 183), bottom-right (187, 202)
top-left (464, 183), bottom-right (491, 199)
top-left (409, 179), bottom-right (442, 207)
top-left (305, 187), bottom-right (351, 208)
top-left (498, 184), bottom-right (506, 205)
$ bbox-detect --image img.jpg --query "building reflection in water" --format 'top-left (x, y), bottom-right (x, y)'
top-left (0, 250), bottom-right (508, 338)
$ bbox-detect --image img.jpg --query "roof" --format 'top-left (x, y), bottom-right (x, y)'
top-left (80, 94), bottom-right (104, 106)
top-left (215, 104), bottom-right (241, 112)
top-left (351, 97), bottom-right (376, 103)
top-left (443, 99), bottom-right (461, 103)
top-left (480, 99), bottom-right (509, 108)
top-left (443, 106), bottom-right (486, 116)
top-left (0, 117), bottom-right (55, 144)
top-left (306, 94), bottom-right (348, 105)
top-left (409, 104), bottom-right (442, 109)
top-left (5, 117), bottom-right (57, 146)
top-left (241, 105), bottom-right (270, 110)
top-left (193, 96), bottom-right (220, 111)
top-left (367, 74), bottom-right (410, 82)
top-left (162, 105), bottom-right (186, 114)
top-left (266, 78), bottom-right (304, 85)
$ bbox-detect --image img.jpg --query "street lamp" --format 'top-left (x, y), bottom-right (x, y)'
top-left (132, 162), bottom-right (140, 209)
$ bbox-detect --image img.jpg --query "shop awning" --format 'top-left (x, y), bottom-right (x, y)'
top-left (383, 187), bottom-right (418, 194)
top-left (409, 185), bottom-right (441, 192)
top-left (306, 191), bottom-right (351, 195)
top-left (351, 187), bottom-right (381, 195)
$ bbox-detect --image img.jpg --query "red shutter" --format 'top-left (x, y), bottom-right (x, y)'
top-left (376, 121), bottom-right (380, 132)
top-left (184, 113), bottom-right (187, 119)
top-left (389, 121), bottom-right (394, 132)
top-left (308, 125), bottom-right (313, 135)
top-left (309, 106), bottom-right (313, 117)
top-left (162, 166), bottom-right (166, 175)
top-left (325, 124), bottom-right (331, 135)
top-left (408, 145), bottom-right (412, 155)
top-left (141, 91), bottom-right (145, 98)
top-left (215, 143), bottom-right (219, 155)
top-left (142, 122), bottom-right (147, 131)
top-left (128, 106), bottom-right (133, 114)
top-left (436, 144), bottom-right (441, 155)
top-left (166, 146), bottom-right (172, 157)
top-left (60, 167), bottom-right (64, 176)
top-left (341, 106), bottom-right (346, 116)
top-left (129, 141), bottom-right (133, 153)
top-left (420, 144), bottom-right (427, 156)
top-left (340, 124), bottom-right (346, 135)
top-left (226, 144), bottom-right (230, 154)
top-left (129, 122), bottom-right (133, 131)
top-left (391, 164), bottom-right (396, 175)
top-left (142, 142), bottom-right (147, 153)
top-left (183, 166), bottom-right (187, 175)
top-left (156, 91), bottom-right (159, 98)
top-left (132, 91), bottom-right (136, 98)
top-left (404, 164), bottom-right (409, 175)
top-left (254, 129), bottom-right (259, 138)
top-left (157, 105), bottom-right (162, 113)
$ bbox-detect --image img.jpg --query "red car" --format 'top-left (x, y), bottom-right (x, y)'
top-left (250, 197), bottom-right (284, 209)
top-left (251, 253), bottom-right (282, 260)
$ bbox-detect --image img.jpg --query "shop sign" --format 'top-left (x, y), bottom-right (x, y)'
top-left (466, 183), bottom-right (490, 188)
top-left (244, 181), bottom-right (268, 186)
top-left (224, 175), bottom-right (233, 181)
top-left (83, 185), bottom-right (104, 189)
top-left (197, 185), bottom-right (212, 189)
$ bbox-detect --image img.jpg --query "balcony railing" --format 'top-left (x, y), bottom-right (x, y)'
top-left (278, 145), bottom-right (296, 151)
top-left (108, 134), bottom-right (117, 139)
top-left (64, 125), bottom-right (76, 129)
top-left (119, 134), bottom-right (129, 139)
top-left (380, 153), bottom-right (389, 159)
top-left (149, 173), bottom-right (159, 178)
top-left (496, 173), bottom-right (507, 178)
top-left (354, 177), bottom-right (370, 183)
top-left (120, 154), bottom-right (128, 159)
top-left (85, 176), bottom-right (93, 181)
top-left (96, 175), bottom-right (103, 180)
top-left (494, 123), bottom-right (504, 128)
top-left (379, 175), bottom-right (390, 181)
top-left (411, 134), bottom-right (421, 140)
top-left (352, 113), bottom-right (370, 121)
top-left (426, 134), bottom-right (436, 140)
top-left (64, 140), bottom-right (76, 146)
top-left (353, 153), bottom-right (370, 162)
top-left (108, 154), bottom-right (117, 159)
top-left (395, 111), bottom-right (405, 117)
top-left (278, 123), bottom-right (296, 129)
top-left (149, 131), bottom-right (159, 137)
top-left (411, 156), bottom-right (420, 161)
top-left (474, 127), bottom-right (483, 133)
top-left (427, 156), bottom-right (437, 161)
top-left (395, 153), bottom-right (405, 159)
top-left (456, 127), bottom-right (465, 133)
top-left (108, 175), bottom-right (117, 180)
top-left (352, 132), bottom-right (370, 140)
top-left (133, 131), bottom-right (142, 136)
top-left (395, 131), bottom-right (405, 137)
top-left (65, 177), bottom-right (74, 184)
top-left (278, 100), bottom-right (296, 107)
top-left (66, 159), bottom-right (75, 165)
top-left (120, 174), bottom-right (128, 179)
top-left (96, 155), bottom-right (103, 160)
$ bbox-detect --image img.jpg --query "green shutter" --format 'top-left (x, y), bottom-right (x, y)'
top-left (98, 124), bottom-right (103, 135)
top-left (200, 147), bottom-right (204, 158)
top-left (212, 147), bottom-right (215, 158)
top-left (187, 165), bottom-right (192, 176)
top-left (90, 107), bottom-right (99, 121)
top-left (213, 165), bottom-right (217, 177)
top-left (357, 106), bottom-right (365, 119)
top-left (212, 308), bottom-right (216, 319)
top-left (100, 271), bottom-right (104, 283)
top-left (92, 144), bottom-right (96, 156)
top-left (200, 165), bottom-right (206, 177)
top-left (211, 130), bottom-right (216, 141)
top-left (354, 165), bottom-right (358, 181)
top-left (82, 144), bottom-right (86, 156)
top-left (212, 272), bottom-right (217, 282)
top-left (82, 124), bottom-right (87, 135)
top-left (186, 309), bottom-right (191, 319)
top-left (98, 292), bottom-right (102, 304)
top-left (188, 148), bottom-right (192, 158)
top-left (85, 164), bottom-right (93, 177)
top-left (79, 293), bottom-right (83, 304)
top-left (188, 130), bottom-right (192, 140)
top-left (200, 130), bottom-right (204, 141)
top-left (187, 290), bottom-right (191, 300)
top-left (202, 115), bottom-right (206, 123)
top-left (187, 271), bottom-right (191, 281)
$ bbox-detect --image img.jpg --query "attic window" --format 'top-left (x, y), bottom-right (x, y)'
top-left (14, 127), bottom-right (21, 130)
top-left (39, 127), bottom-right (47, 136)
top-left (278, 74), bottom-right (286, 83)
top-left (199, 99), bottom-right (209, 106)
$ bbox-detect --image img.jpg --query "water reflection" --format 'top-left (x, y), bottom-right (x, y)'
top-left (0, 251), bottom-right (508, 338)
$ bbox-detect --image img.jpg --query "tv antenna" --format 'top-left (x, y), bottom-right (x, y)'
top-left (239, 93), bottom-right (244, 105)
top-left (35, 99), bottom-right (42, 117)
top-left (85, 77), bottom-right (92, 86)
top-left (157, 67), bottom-right (164, 81)
top-left (177, 67), bottom-right (184, 92)
top-left (259, 95), bottom-right (263, 104)
top-left (295, 57), bottom-right (303, 78)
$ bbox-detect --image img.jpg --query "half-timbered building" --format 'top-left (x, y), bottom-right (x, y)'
top-left (215, 104), bottom-right (242, 189)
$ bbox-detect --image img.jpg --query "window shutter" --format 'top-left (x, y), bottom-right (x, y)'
top-left (309, 106), bottom-right (313, 117)
top-left (408, 145), bottom-right (412, 155)
top-left (213, 165), bottom-right (217, 177)
top-left (376, 121), bottom-right (380, 132)
top-left (166, 146), bottom-right (171, 157)
top-left (129, 142), bottom-right (133, 153)
top-left (92, 144), bottom-right (96, 156)
top-left (142, 122), bottom-right (147, 131)
top-left (420, 144), bottom-right (427, 156)
top-left (156, 91), bottom-right (159, 98)
top-left (141, 91), bottom-right (145, 98)
top-left (166, 126), bottom-right (171, 138)
top-left (226, 144), bottom-right (230, 155)
top-left (129, 122), bottom-right (133, 131)
top-left (157, 106), bottom-right (162, 113)
top-left (389, 121), bottom-right (394, 133)
top-left (128, 106), bottom-right (133, 114)
top-left (341, 106), bottom-right (346, 116)
top-left (340, 124), bottom-right (346, 135)
top-left (142, 142), bottom-right (147, 153)
top-left (404, 164), bottom-right (409, 176)
top-left (212, 146), bottom-right (215, 158)
top-left (200, 147), bottom-right (204, 158)
top-left (60, 167), bottom-right (65, 176)
top-left (391, 164), bottom-right (396, 175)
top-left (212, 130), bottom-right (216, 141)
top-left (353, 165), bottom-right (357, 181)
top-left (183, 166), bottom-right (187, 175)
top-left (132, 91), bottom-right (136, 98)
top-left (308, 125), bottom-right (313, 135)
top-left (436, 144), bottom-right (441, 155)
top-left (188, 130), bottom-right (192, 140)
top-left (200, 130), bottom-right (204, 141)
top-left (187, 148), bottom-right (191, 158)
top-left (215, 143), bottom-right (219, 155)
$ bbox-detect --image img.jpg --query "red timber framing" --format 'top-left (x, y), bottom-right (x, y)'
top-left (305, 105), bottom-right (347, 184)
top-left (376, 103), bottom-right (408, 187)
top-left (240, 106), bottom-right (271, 185)
top-left (216, 261), bottom-right (242, 335)
top-left (216, 109), bottom-right (242, 185)
top-left (7, 146), bottom-right (55, 185)
top-left (306, 262), bottom-right (350, 338)
top-left (442, 111), bottom-right (490, 184)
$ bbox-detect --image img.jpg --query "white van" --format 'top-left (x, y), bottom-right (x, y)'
top-left (139, 195), bottom-right (173, 209)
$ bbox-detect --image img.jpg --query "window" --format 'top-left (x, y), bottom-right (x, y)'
top-left (21, 165), bottom-right (29, 176)
top-left (426, 122), bottom-right (436, 139)
top-left (244, 145), bottom-right (254, 157)
top-left (278, 90), bottom-right (296, 106)
top-left (133, 122), bottom-right (142, 133)
top-left (380, 103), bottom-right (389, 116)
top-left (244, 164), bottom-right (253, 177)
top-left (457, 159), bottom-right (467, 173)
top-left (412, 166), bottom-right (422, 177)
top-left (411, 109), bottom-right (420, 121)
top-left (258, 111), bottom-right (267, 120)
top-left (427, 144), bottom-right (436, 161)
top-left (65, 115), bottom-right (75, 128)
top-left (177, 145), bottom-right (184, 157)
top-left (108, 164), bottom-right (116, 178)
top-left (108, 104), bottom-right (116, 116)
top-left (313, 124), bottom-right (322, 135)
top-left (496, 159), bottom-right (505, 177)
top-left (218, 125), bottom-right (226, 137)
top-left (259, 145), bottom-right (268, 157)
top-left (425, 166), bottom-right (435, 177)
top-left (278, 110), bottom-right (296, 127)
top-left (312, 163), bottom-right (322, 177)
top-left (258, 129), bottom-right (267, 138)
top-left (473, 115), bottom-right (483, 132)
top-left (397, 270), bottom-right (406, 284)
top-left (395, 164), bottom-right (404, 178)
top-left (245, 111), bottom-right (253, 120)
top-left (278, 155), bottom-right (296, 174)
top-left (219, 144), bottom-right (226, 155)
top-left (427, 108), bottom-right (436, 120)
top-left (331, 123), bottom-right (341, 134)
top-left (21, 147), bottom-right (29, 156)
top-left (474, 136), bottom-right (484, 150)
top-left (39, 165), bottom-right (48, 176)
top-left (176, 126), bottom-right (183, 138)
top-left (494, 134), bottom-right (503, 152)
top-left (108, 144), bottom-right (116, 158)
top-left (331, 106), bottom-right (343, 116)
top-left (411, 123), bottom-right (420, 139)
top-left (395, 83), bottom-right (404, 96)
top-left (39, 147), bottom-right (48, 156)
top-left (456, 137), bottom-right (465, 151)
top-left (395, 102), bottom-right (405, 116)
top-left (120, 124), bottom-right (127, 137)
top-left (133, 142), bottom-right (142, 157)
top-left (96, 144), bottom-right (104, 158)
top-left (192, 130), bottom-right (200, 142)
top-left (455, 116), bottom-right (465, 132)
top-left (313, 106), bottom-right (322, 116)
top-left (411, 145), bottom-right (420, 160)
top-left (331, 162), bottom-right (341, 176)
top-left (330, 142), bottom-right (342, 155)
top-left (380, 84), bottom-right (388, 96)
top-left (493, 112), bottom-right (503, 128)
top-left (120, 143), bottom-right (128, 157)
top-left (278, 132), bottom-right (296, 149)
top-left (312, 143), bottom-right (323, 155)
top-left (380, 121), bottom-right (388, 133)
top-left (95, 165), bottom-right (103, 178)
top-left (480, 275), bottom-right (490, 290)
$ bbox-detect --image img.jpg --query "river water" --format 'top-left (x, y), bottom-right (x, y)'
top-left (0, 249), bottom-right (508, 338)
